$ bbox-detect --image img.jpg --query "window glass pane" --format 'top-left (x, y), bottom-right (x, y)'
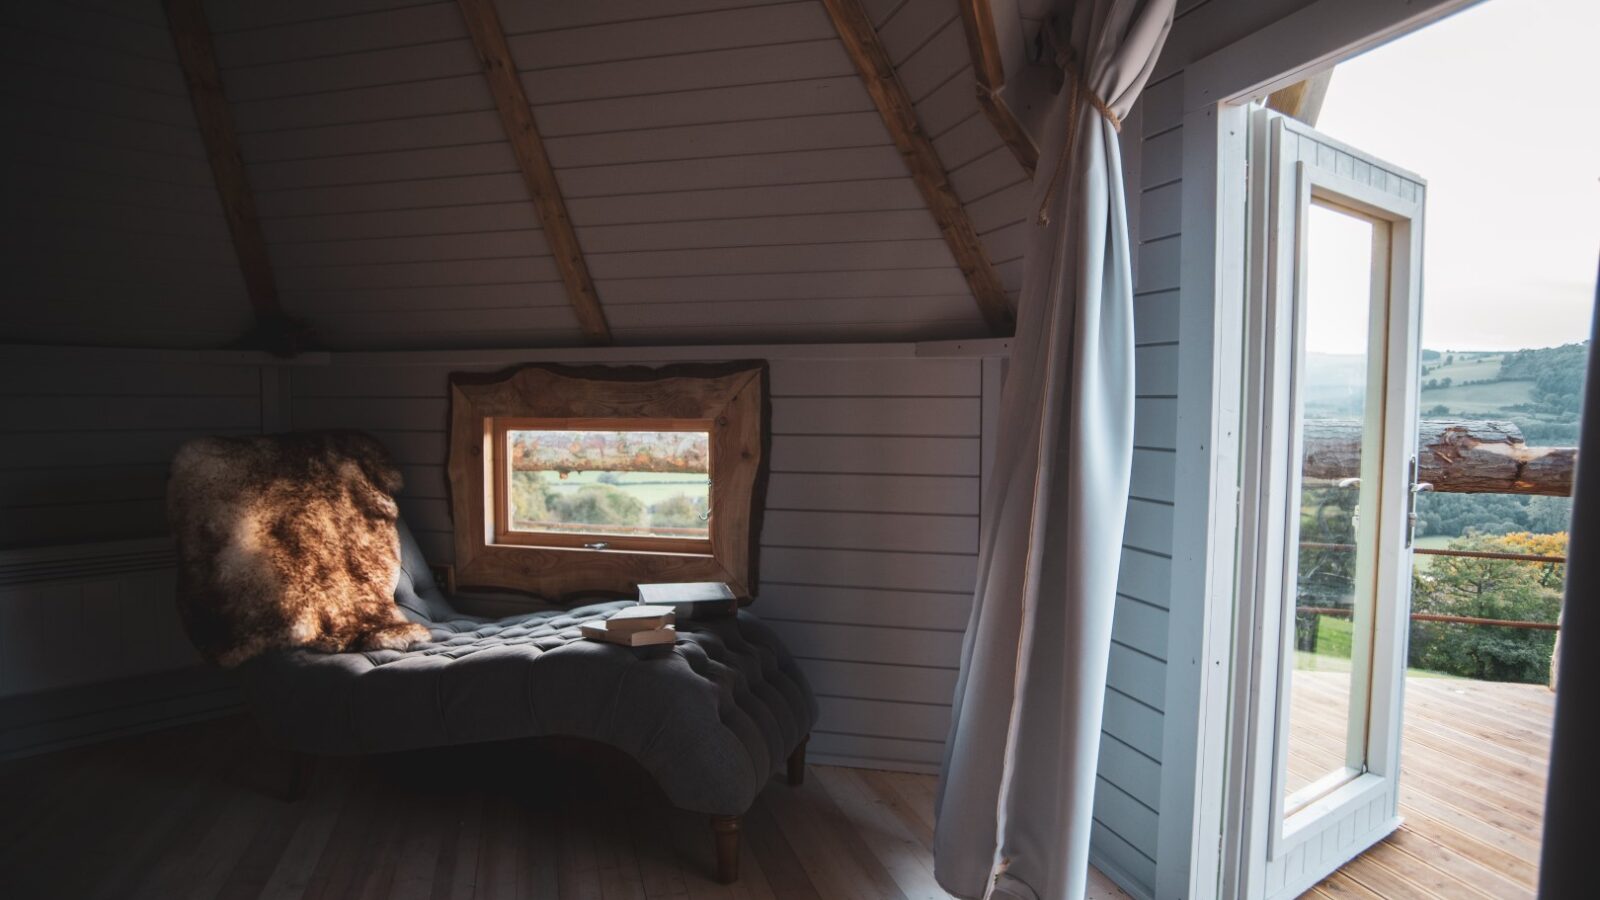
top-left (506, 429), bottom-right (710, 540)
top-left (1285, 202), bottom-right (1377, 806)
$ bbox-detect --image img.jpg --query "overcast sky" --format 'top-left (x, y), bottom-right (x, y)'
top-left (1311, 0), bottom-right (1599, 353)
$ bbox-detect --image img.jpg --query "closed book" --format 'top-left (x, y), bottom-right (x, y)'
top-left (580, 622), bottom-right (678, 647)
top-left (637, 582), bottom-right (738, 618)
top-left (605, 604), bottom-right (675, 632)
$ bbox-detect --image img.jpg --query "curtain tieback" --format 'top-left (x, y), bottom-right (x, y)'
top-left (1036, 31), bottom-right (1121, 225)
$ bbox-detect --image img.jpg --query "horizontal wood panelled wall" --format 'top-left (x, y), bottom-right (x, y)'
top-left (822, 0), bottom-right (1014, 332)
top-left (0, 335), bottom-right (1175, 873)
top-left (0, 348), bottom-right (281, 753)
top-left (1131, 3), bottom-right (1325, 899)
top-left (165, 0), bottom-right (284, 327)
top-left (870, 0), bottom-right (1035, 307)
top-left (287, 346), bottom-right (992, 772)
top-left (204, 0), bottom-right (583, 349)
top-left (0, 0), bottom-right (255, 346)
top-left (454, 0), bottom-right (612, 344)
top-left (0, 352), bottom-right (274, 547)
top-left (197, 0), bottom-right (1019, 348)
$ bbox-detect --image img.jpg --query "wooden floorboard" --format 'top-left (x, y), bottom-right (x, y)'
top-left (0, 715), bottom-right (1129, 899)
top-left (1291, 673), bottom-right (1552, 898)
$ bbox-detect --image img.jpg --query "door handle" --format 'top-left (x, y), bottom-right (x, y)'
top-left (1405, 458), bottom-right (1431, 548)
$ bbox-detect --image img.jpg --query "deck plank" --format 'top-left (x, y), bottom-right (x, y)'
top-left (1293, 673), bottom-right (1551, 898)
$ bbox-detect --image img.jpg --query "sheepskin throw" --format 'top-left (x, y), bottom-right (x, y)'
top-left (167, 431), bottom-right (430, 667)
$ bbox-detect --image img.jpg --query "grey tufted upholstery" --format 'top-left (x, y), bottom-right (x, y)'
top-left (237, 521), bottom-right (817, 816)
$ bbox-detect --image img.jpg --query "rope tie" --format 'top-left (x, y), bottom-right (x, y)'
top-left (1037, 27), bottom-right (1121, 225)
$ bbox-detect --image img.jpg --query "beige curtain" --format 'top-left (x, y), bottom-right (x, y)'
top-left (933, 3), bottom-right (1174, 899)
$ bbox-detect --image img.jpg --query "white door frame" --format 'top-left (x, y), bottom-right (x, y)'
top-left (1229, 108), bottom-right (1426, 899)
top-left (1159, 0), bottom-right (1477, 896)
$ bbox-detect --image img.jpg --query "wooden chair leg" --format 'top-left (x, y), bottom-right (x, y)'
top-left (787, 735), bottom-right (808, 786)
top-left (710, 814), bottom-right (741, 883)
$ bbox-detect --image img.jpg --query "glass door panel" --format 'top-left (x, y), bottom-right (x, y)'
top-left (1283, 202), bottom-right (1379, 812)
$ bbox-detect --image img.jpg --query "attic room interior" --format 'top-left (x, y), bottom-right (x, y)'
top-left (1, 0), bottom-right (1595, 898)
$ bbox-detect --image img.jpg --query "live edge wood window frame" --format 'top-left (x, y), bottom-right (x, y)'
top-left (447, 362), bottom-right (769, 601)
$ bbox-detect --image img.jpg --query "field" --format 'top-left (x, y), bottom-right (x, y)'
top-left (1422, 352), bottom-right (1502, 382)
top-left (1296, 615), bottom-right (1354, 673)
top-left (542, 470), bottom-right (708, 507)
top-left (1293, 613), bottom-right (1460, 679)
top-left (1420, 377), bottom-right (1536, 413)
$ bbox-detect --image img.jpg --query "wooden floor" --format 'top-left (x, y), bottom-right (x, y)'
top-left (0, 716), bottom-right (1130, 900)
top-left (1292, 673), bottom-right (1553, 899)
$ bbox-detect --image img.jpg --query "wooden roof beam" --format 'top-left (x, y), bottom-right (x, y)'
top-left (1266, 70), bottom-right (1334, 125)
top-left (165, 0), bottom-right (309, 354)
top-left (823, 0), bottom-right (1015, 335)
top-left (455, 0), bottom-right (611, 345)
top-left (957, 0), bottom-right (1040, 176)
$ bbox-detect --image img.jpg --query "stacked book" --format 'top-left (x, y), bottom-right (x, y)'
top-left (580, 605), bottom-right (677, 646)
top-left (637, 582), bottom-right (739, 619)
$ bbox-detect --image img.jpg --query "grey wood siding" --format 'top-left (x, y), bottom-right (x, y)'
top-left (207, 0), bottom-right (583, 349)
top-left (1117, 3), bottom-right (1325, 897)
top-left (1, 0), bottom-right (255, 347)
top-left (885, 0), bottom-right (1033, 307)
top-left (199, 0), bottom-right (998, 348)
top-left (287, 349), bottom-right (989, 770)
top-left (0, 350), bottom-right (270, 719)
top-left (0, 353), bottom-right (268, 547)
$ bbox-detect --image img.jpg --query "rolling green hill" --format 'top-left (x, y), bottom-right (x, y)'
top-left (1417, 342), bottom-right (1587, 445)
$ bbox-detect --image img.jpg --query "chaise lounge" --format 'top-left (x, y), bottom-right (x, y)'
top-left (236, 521), bottom-right (817, 883)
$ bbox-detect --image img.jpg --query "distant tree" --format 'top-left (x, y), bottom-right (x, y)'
top-left (649, 494), bottom-right (707, 529)
top-left (596, 471), bottom-right (624, 485)
top-left (1440, 376), bottom-right (1452, 388)
top-left (1500, 342), bottom-right (1589, 416)
top-left (1426, 404), bottom-right (1451, 416)
top-left (511, 471), bottom-right (554, 525)
top-left (1409, 532), bottom-right (1564, 683)
top-left (551, 484), bottom-right (645, 527)
top-left (1412, 492), bottom-right (1577, 538)
top-left (1526, 496), bottom-right (1575, 533)
top-left (1422, 349), bottom-right (1442, 362)
top-left (1445, 353), bottom-right (1454, 365)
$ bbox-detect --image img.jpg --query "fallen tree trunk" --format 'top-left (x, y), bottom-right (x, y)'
top-left (1302, 419), bottom-right (1576, 496)
top-left (509, 430), bottom-right (708, 474)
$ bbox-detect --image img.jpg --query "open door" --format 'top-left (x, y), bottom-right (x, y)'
top-left (1224, 107), bottom-right (1427, 899)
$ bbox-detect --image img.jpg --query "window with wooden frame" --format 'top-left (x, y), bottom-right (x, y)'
top-left (447, 362), bottom-right (768, 601)
top-left (491, 419), bottom-right (713, 555)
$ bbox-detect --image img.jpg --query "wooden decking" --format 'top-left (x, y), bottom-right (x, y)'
top-left (1295, 673), bottom-right (1553, 899)
top-left (0, 716), bottom-right (1129, 900)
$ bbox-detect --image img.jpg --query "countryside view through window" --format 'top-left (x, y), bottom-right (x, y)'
top-left (507, 429), bottom-right (711, 540)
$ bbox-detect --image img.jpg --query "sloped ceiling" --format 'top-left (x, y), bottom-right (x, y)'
top-left (1, 0), bottom-right (256, 347)
top-left (3, 0), bottom-right (1039, 350)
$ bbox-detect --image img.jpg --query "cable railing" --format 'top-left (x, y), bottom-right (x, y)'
top-left (1299, 540), bottom-right (1567, 565)
top-left (1296, 536), bottom-right (1567, 632)
top-left (1294, 604), bottom-right (1562, 631)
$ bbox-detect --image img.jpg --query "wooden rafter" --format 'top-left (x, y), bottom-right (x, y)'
top-left (822, 0), bottom-right (1014, 334)
top-left (957, 0), bottom-right (1040, 176)
top-left (454, 0), bottom-right (611, 345)
top-left (1266, 71), bottom-right (1334, 126)
top-left (165, 0), bottom-right (303, 351)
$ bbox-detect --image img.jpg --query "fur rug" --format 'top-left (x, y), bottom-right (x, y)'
top-left (167, 431), bottom-right (430, 667)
